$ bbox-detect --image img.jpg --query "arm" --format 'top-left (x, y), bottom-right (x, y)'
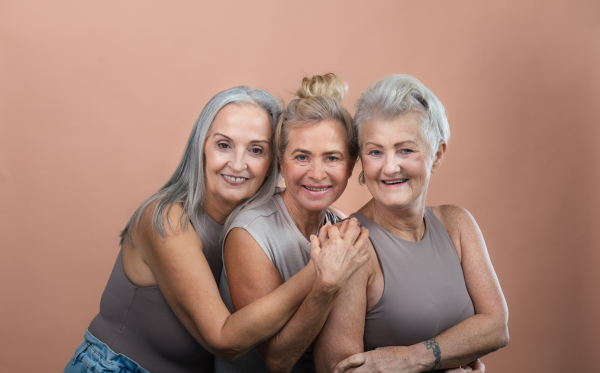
top-left (226, 218), bottom-right (369, 373)
top-left (136, 204), bottom-right (365, 360)
top-left (314, 240), bottom-right (376, 373)
top-left (333, 206), bottom-right (508, 373)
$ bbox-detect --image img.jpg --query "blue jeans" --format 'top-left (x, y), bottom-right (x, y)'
top-left (64, 330), bottom-right (150, 373)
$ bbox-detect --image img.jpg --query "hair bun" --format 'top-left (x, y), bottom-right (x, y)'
top-left (295, 73), bottom-right (347, 103)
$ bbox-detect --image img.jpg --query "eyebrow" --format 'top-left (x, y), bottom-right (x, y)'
top-left (213, 132), bottom-right (269, 144)
top-left (364, 140), bottom-right (417, 147)
top-left (291, 148), bottom-right (344, 156)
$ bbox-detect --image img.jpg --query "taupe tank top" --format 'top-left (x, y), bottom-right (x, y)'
top-left (353, 208), bottom-right (474, 350)
top-left (216, 193), bottom-right (340, 373)
top-left (88, 209), bottom-right (222, 373)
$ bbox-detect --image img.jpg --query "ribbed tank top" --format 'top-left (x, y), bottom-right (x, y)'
top-left (87, 208), bottom-right (222, 373)
top-left (216, 193), bottom-right (340, 373)
top-left (352, 208), bottom-right (474, 350)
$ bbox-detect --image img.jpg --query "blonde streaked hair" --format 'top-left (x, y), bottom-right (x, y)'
top-left (275, 73), bottom-right (359, 163)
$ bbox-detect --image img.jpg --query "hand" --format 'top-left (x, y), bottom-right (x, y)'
top-left (333, 346), bottom-right (421, 373)
top-left (441, 359), bottom-right (484, 373)
top-left (309, 218), bottom-right (370, 294)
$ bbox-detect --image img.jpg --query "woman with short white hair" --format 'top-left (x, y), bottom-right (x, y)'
top-left (314, 74), bottom-right (509, 373)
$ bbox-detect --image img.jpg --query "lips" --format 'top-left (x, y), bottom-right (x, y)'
top-left (222, 174), bottom-right (249, 185)
top-left (303, 185), bottom-right (331, 192)
top-left (382, 179), bottom-right (408, 185)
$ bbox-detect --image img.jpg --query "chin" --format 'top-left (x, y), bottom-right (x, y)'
top-left (302, 199), bottom-right (334, 212)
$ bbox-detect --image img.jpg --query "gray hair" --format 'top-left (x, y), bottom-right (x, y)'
top-left (120, 86), bottom-right (282, 245)
top-left (354, 74), bottom-right (449, 154)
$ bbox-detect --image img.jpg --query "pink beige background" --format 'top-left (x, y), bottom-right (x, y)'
top-left (1, 1), bottom-right (599, 372)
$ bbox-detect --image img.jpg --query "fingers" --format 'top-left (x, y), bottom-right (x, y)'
top-left (468, 359), bottom-right (485, 373)
top-left (353, 227), bottom-right (370, 264)
top-left (317, 221), bottom-right (331, 246)
top-left (338, 218), bottom-right (350, 238)
top-left (333, 353), bottom-right (365, 373)
top-left (326, 223), bottom-right (342, 241)
top-left (309, 234), bottom-right (321, 258)
top-left (341, 218), bottom-right (361, 244)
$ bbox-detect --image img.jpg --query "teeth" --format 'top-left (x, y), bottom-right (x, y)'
top-left (306, 186), bottom-right (329, 191)
top-left (383, 179), bottom-right (407, 185)
top-left (223, 175), bottom-right (248, 182)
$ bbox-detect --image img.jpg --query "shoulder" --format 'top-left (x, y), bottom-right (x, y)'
top-left (232, 196), bottom-right (279, 228)
top-left (136, 200), bottom-right (199, 245)
top-left (428, 204), bottom-right (477, 233)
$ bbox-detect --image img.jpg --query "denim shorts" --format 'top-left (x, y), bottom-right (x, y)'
top-left (64, 330), bottom-right (150, 373)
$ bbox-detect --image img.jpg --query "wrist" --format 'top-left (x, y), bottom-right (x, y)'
top-left (312, 274), bottom-right (343, 298)
top-left (408, 342), bottom-right (436, 371)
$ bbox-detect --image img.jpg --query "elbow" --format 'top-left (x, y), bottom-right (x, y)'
top-left (205, 339), bottom-right (246, 361)
top-left (216, 349), bottom-right (244, 361)
top-left (489, 318), bottom-right (509, 351)
top-left (264, 357), bottom-right (294, 373)
top-left (498, 324), bottom-right (510, 349)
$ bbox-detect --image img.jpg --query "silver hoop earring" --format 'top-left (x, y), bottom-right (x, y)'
top-left (358, 170), bottom-right (365, 186)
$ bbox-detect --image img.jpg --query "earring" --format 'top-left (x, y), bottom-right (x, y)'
top-left (358, 170), bottom-right (365, 186)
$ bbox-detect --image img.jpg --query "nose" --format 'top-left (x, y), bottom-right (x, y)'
top-left (307, 160), bottom-right (326, 182)
top-left (382, 154), bottom-right (400, 176)
top-left (228, 149), bottom-right (247, 173)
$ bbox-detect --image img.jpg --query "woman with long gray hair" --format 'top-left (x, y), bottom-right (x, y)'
top-left (64, 86), bottom-right (369, 373)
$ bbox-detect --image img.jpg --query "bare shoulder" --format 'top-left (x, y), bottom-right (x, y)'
top-left (428, 205), bottom-right (481, 262)
top-left (135, 201), bottom-right (198, 245)
top-left (429, 204), bottom-right (477, 234)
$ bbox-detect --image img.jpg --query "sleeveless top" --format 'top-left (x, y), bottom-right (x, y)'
top-left (216, 193), bottom-right (341, 373)
top-left (87, 209), bottom-right (222, 373)
top-left (353, 208), bottom-right (474, 350)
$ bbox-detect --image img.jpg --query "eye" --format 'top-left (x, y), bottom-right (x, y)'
top-left (400, 148), bottom-right (414, 155)
top-left (326, 156), bottom-right (340, 162)
top-left (249, 147), bottom-right (263, 155)
top-left (296, 154), bottom-right (308, 161)
top-left (217, 142), bottom-right (230, 149)
top-left (369, 149), bottom-right (382, 156)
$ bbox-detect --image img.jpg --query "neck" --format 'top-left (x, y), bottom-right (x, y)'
top-left (202, 194), bottom-right (237, 225)
top-left (364, 198), bottom-right (427, 242)
top-left (280, 190), bottom-right (326, 240)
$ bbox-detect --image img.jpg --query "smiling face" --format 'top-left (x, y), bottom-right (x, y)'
top-left (360, 111), bottom-right (445, 212)
top-left (203, 103), bottom-right (273, 215)
top-left (280, 120), bottom-right (353, 214)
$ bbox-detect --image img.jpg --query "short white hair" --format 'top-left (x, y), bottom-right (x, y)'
top-left (354, 74), bottom-right (449, 154)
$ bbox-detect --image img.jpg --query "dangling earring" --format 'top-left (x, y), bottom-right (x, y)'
top-left (358, 170), bottom-right (365, 186)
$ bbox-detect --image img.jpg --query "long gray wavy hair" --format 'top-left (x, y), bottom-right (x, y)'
top-left (120, 86), bottom-right (282, 246)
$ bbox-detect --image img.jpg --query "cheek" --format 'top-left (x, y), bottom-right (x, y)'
top-left (361, 158), bottom-right (380, 178)
top-left (251, 158), bottom-right (272, 180)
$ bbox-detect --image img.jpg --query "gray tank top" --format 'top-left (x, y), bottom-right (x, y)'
top-left (216, 193), bottom-right (340, 373)
top-left (353, 208), bottom-right (474, 350)
top-left (88, 208), bottom-right (222, 373)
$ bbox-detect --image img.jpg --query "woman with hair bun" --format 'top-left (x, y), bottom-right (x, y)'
top-left (314, 74), bottom-right (509, 373)
top-left (217, 73), bottom-right (369, 373)
top-left (64, 86), bottom-right (369, 373)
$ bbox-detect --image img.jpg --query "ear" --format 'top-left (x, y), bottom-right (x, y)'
top-left (430, 141), bottom-right (446, 174)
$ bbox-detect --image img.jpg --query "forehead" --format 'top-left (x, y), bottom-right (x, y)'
top-left (361, 112), bottom-right (424, 144)
top-left (210, 103), bottom-right (271, 136)
top-left (286, 120), bottom-right (348, 150)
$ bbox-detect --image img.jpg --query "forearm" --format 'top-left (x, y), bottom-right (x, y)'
top-left (214, 263), bottom-right (318, 359)
top-left (408, 313), bottom-right (509, 371)
top-left (259, 279), bottom-right (340, 373)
